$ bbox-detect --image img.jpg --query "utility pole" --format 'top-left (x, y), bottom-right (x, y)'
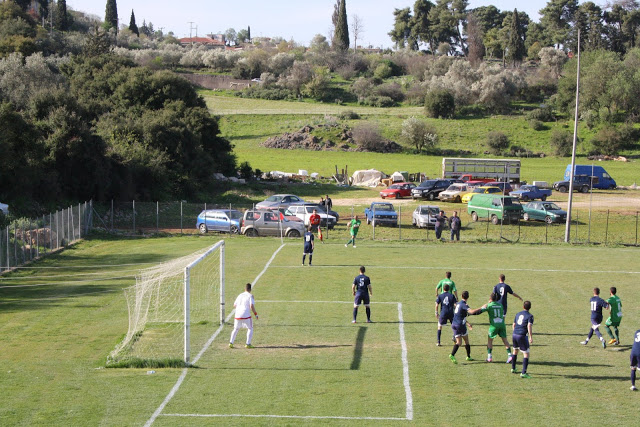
top-left (188, 21), bottom-right (195, 46)
top-left (565, 29), bottom-right (581, 243)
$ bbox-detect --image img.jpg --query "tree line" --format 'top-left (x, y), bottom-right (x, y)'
top-left (389, 0), bottom-right (640, 62)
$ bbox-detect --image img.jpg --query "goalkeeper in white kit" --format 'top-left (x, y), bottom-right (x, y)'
top-left (229, 283), bottom-right (258, 348)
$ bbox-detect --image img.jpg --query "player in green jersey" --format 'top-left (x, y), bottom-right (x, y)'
top-left (605, 287), bottom-right (622, 346)
top-left (469, 292), bottom-right (513, 363)
top-left (435, 271), bottom-right (459, 300)
top-left (345, 215), bottom-right (361, 248)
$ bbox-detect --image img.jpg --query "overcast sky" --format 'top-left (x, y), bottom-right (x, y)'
top-left (69, 0), bottom-right (589, 48)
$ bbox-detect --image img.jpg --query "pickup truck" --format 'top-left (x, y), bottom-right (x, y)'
top-left (552, 175), bottom-right (594, 193)
top-left (364, 202), bottom-right (398, 227)
top-left (510, 185), bottom-right (552, 201)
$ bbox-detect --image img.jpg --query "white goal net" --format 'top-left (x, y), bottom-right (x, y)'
top-left (108, 241), bottom-right (225, 365)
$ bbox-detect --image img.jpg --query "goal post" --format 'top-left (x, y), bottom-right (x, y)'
top-left (184, 240), bottom-right (225, 363)
top-left (108, 241), bottom-right (225, 367)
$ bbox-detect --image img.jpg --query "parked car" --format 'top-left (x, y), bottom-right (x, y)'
top-left (438, 183), bottom-right (471, 203)
top-left (468, 194), bottom-right (523, 224)
top-left (412, 205), bottom-right (441, 228)
top-left (552, 175), bottom-right (595, 193)
top-left (255, 194), bottom-right (305, 209)
top-left (380, 182), bottom-right (416, 199)
top-left (288, 204), bottom-right (337, 229)
top-left (411, 179), bottom-right (456, 201)
top-left (522, 201), bottom-right (567, 223)
top-left (241, 209), bottom-right (305, 237)
top-left (196, 209), bottom-right (243, 234)
top-left (461, 186), bottom-right (502, 203)
top-left (364, 202), bottom-right (398, 226)
top-left (267, 207), bottom-right (304, 223)
top-left (510, 185), bottom-right (552, 202)
top-left (486, 182), bottom-right (513, 195)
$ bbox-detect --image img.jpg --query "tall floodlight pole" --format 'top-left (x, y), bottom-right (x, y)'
top-left (565, 29), bottom-right (580, 243)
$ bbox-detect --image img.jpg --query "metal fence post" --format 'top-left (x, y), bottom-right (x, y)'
top-left (399, 205), bottom-right (402, 241)
top-left (372, 205), bottom-right (376, 240)
top-left (157, 201), bottom-right (159, 234)
top-left (605, 209), bottom-right (610, 246)
top-left (636, 211), bottom-right (638, 247)
top-left (133, 200), bottom-right (136, 234)
top-left (111, 200), bottom-right (114, 232)
top-left (180, 201), bottom-right (183, 234)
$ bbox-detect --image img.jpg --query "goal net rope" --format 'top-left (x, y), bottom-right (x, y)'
top-left (108, 241), bottom-right (224, 365)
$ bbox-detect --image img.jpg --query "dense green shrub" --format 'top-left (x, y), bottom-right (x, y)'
top-left (362, 95), bottom-right (396, 107)
top-left (528, 119), bottom-right (545, 131)
top-left (589, 125), bottom-right (638, 156)
top-left (486, 131), bottom-right (510, 155)
top-left (525, 106), bottom-right (555, 122)
top-left (550, 129), bottom-right (574, 157)
top-left (239, 85), bottom-right (294, 100)
top-left (338, 110), bottom-right (360, 120)
top-left (424, 89), bottom-right (455, 119)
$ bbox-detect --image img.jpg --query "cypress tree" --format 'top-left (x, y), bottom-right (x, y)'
top-left (247, 25), bottom-right (251, 41)
top-left (129, 9), bottom-right (139, 36)
top-left (333, 0), bottom-right (349, 51)
top-left (104, 0), bottom-right (118, 33)
top-left (55, 0), bottom-right (68, 31)
top-left (506, 9), bottom-right (525, 66)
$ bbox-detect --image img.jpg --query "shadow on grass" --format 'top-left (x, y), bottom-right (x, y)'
top-left (536, 332), bottom-right (584, 337)
top-left (251, 343), bottom-right (352, 350)
top-left (535, 373), bottom-right (628, 381)
top-left (351, 326), bottom-right (366, 370)
top-left (531, 361), bottom-right (612, 368)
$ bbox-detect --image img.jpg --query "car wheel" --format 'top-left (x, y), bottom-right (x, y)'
top-left (245, 228), bottom-right (258, 237)
top-left (286, 229), bottom-right (301, 238)
top-left (428, 193), bottom-right (435, 201)
top-left (541, 195), bottom-right (547, 201)
top-left (412, 218), bottom-right (417, 227)
top-left (395, 193), bottom-right (399, 199)
top-left (455, 196), bottom-right (461, 203)
top-left (522, 195), bottom-right (529, 202)
top-left (558, 185), bottom-right (568, 193)
top-left (381, 195), bottom-right (385, 199)
top-left (491, 215), bottom-right (499, 225)
top-left (523, 213), bottom-right (529, 221)
top-left (545, 216), bottom-right (554, 224)
top-left (366, 218), bottom-right (371, 225)
top-left (471, 212), bottom-right (478, 222)
top-left (199, 224), bottom-right (207, 234)
top-left (230, 225), bottom-right (239, 234)
top-left (580, 186), bottom-right (589, 193)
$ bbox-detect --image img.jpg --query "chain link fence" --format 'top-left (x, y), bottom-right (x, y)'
top-left (0, 202), bottom-right (92, 273)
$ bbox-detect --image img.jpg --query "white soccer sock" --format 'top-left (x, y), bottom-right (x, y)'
top-left (230, 328), bottom-right (239, 344)
top-left (247, 328), bottom-right (254, 345)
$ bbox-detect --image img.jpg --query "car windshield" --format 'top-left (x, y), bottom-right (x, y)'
top-left (521, 186), bottom-right (533, 191)
top-left (542, 203), bottom-right (561, 210)
top-left (265, 196), bottom-right (280, 202)
top-left (389, 185), bottom-right (401, 189)
top-left (420, 207), bottom-right (439, 215)
top-left (487, 188), bottom-right (501, 193)
top-left (374, 204), bottom-right (394, 211)
top-left (445, 185), bottom-right (460, 191)
top-left (229, 211), bottom-right (243, 220)
top-left (418, 180), bottom-right (437, 188)
top-left (472, 188), bottom-right (485, 193)
top-left (502, 198), bottom-right (519, 206)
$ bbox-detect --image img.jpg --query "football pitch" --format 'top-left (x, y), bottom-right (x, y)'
top-left (1, 235), bottom-right (639, 425)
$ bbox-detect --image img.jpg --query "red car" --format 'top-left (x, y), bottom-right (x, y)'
top-left (486, 182), bottom-right (513, 195)
top-left (380, 182), bottom-right (416, 199)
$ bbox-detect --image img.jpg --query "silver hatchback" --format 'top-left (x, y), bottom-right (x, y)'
top-left (241, 209), bottom-right (306, 238)
top-left (412, 205), bottom-right (441, 228)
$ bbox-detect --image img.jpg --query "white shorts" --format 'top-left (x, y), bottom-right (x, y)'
top-left (234, 318), bottom-right (253, 329)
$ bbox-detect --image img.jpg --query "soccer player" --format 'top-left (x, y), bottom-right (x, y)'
top-left (345, 215), bottom-right (361, 248)
top-left (309, 209), bottom-right (322, 241)
top-left (630, 329), bottom-right (640, 391)
top-left (352, 266), bottom-right (372, 323)
top-left (435, 271), bottom-right (458, 300)
top-left (604, 287), bottom-right (622, 346)
top-left (449, 290), bottom-right (474, 364)
top-left (435, 284), bottom-right (457, 346)
top-left (581, 287), bottom-right (609, 348)
top-left (511, 301), bottom-right (534, 378)
top-left (302, 225), bottom-right (314, 266)
top-left (469, 292), bottom-right (513, 363)
top-left (492, 274), bottom-right (522, 315)
top-left (229, 283), bottom-right (258, 349)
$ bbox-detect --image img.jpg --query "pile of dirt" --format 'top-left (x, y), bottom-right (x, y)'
top-left (587, 154), bottom-right (629, 162)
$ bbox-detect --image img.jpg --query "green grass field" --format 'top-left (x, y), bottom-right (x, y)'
top-left (1, 234), bottom-right (639, 425)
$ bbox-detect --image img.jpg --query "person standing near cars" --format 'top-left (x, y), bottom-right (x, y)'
top-left (435, 211), bottom-right (446, 240)
top-left (325, 195), bottom-right (333, 210)
top-left (450, 211), bottom-right (461, 241)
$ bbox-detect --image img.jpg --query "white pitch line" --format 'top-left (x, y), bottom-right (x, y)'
top-left (144, 243), bottom-right (286, 427)
top-left (261, 299), bottom-right (399, 304)
top-left (270, 265), bottom-right (640, 274)
top-left (0, 275), bottom-right (135, 289)
top-left (397, 303), bottom-right (413, 421)
top-left (162, 413), bottom-right (407, 421)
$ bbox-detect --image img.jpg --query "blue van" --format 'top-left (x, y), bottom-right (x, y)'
top-left (564, 165), bottom-right (616, 189)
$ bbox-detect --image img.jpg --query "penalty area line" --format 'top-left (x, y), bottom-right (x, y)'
top-left (144, 243), bottom-right (286, 427)
top-left (162, 413), bottom-right (408, 421)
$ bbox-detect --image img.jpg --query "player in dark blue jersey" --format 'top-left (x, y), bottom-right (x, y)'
top-left (435, 284), bottom-right (457, 346)
top-left (511, 301), bottom-right (534, 378)
top-left (449, 291), bottom-right (474, 364)
top-left (492, 274), bottom-right (522, 315)
top-left (352, 266), bottom-right (372, 323)
top-left (580, 287), bottom-right (609, 348)
top-left (302, 225), bottom-right (315, 266)
top-left (630, 329), bottom-right (640, 391)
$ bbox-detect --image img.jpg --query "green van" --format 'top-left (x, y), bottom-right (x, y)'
top-left (467, 194), bottom-right (523, 224)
